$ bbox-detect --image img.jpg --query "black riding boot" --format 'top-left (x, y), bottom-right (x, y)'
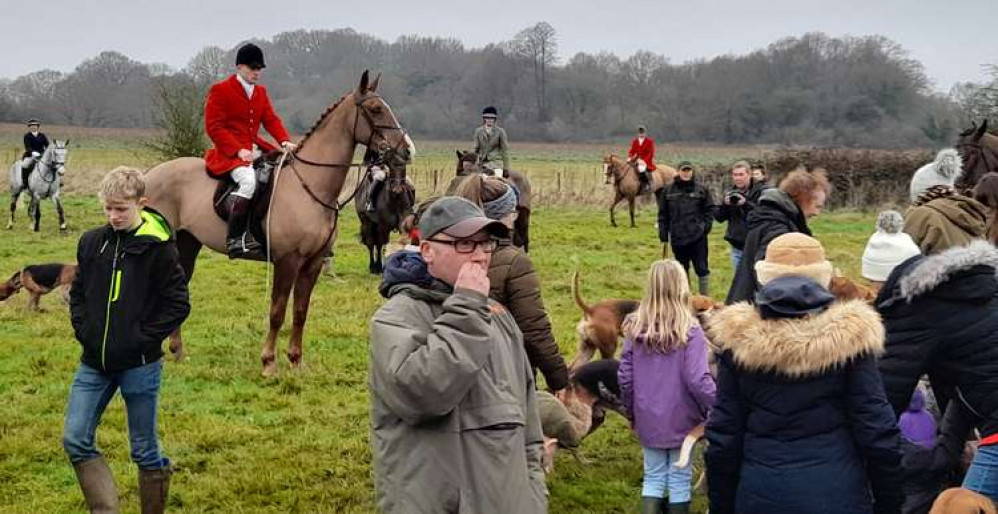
top-left (226, 196), bottom-right (262, 258)
top-left (639, 171), bottom-right (651, 193)
top-left (21, 162), bottom-right (33, 187)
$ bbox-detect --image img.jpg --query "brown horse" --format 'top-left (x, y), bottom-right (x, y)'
top-left (143, 71), bottom-right (412, 377)
top-left (602, 154), bottom-right (676, 227)
top-left (354, 163), bottom-right (415, 274)
top-left (449, 150), bottom-right (532, 252)
top-left (955, 119), bottom-right (998, 194)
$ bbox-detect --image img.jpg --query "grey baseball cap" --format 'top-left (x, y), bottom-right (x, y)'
top-left (418, 197), bottom-right (509, 239)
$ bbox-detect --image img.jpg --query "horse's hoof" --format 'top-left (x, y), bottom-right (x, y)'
top-left (59, 224), bottom-right (67, 231)
top-left (262, 361), bottom-right (278, 378)
top-left (170, 345), bottom-right (184, 362)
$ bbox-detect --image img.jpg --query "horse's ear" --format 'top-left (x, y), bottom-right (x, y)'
top-left (64, 139), bottom-right (69, 146)
top-left (370, 72), bottom-right (381, 92)
top-left (977, 119), bottom-right (990, 140)
top-left (456, 150), bottom-right (464, 159)
top-left (356, 70), bottom-right (370, 96)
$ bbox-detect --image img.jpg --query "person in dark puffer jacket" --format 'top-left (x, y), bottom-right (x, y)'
top-left (657, 161), bottom-right (716, 295)
top-left (875, 240), bottom-right (998, 503)
top-left (454, 174), bottom-right (569, 391)
top-left (707, 233), bottom-right (902, 514)
top-left (726, 168), bottom-right (831, 304)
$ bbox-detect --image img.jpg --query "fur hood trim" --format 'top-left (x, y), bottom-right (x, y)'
top-left (707, 300), bottom-right (884, 377)
top-left (898, 240), bottom-right (998, 301)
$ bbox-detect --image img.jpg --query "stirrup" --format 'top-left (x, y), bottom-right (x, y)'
top-left (227, 233), bottom-right (262, 258)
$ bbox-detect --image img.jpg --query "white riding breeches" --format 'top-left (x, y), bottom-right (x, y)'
top-left (230, 166), bottom-right (256, 199)
top-left (21, 157), bottom-right (35, 168)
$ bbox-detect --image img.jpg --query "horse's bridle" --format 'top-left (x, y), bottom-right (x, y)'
top-left (605, 159), bottom-right (632, 184)
top-left (292, 92), bottom-right (409, 169)
top-left (286, 92), bottom-right (410, 212)
top-left (960, 140), bottom-right (998, 182)
top-left (37, 150), bottom-right (65, 184)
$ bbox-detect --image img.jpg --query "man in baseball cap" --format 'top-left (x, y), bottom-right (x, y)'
top-left (368, 196), bottom-right (546, 513)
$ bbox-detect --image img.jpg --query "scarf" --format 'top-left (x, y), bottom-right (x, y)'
top-left (483, 185), bottom-right (517, 220)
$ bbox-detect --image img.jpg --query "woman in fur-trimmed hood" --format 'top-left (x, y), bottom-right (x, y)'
top-left (706, 233), bottom-right (903, 514)
top-left (876, 240), bottom-right (998, 503)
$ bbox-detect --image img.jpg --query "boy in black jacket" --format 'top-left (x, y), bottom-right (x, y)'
top-left (64, 167), bottom-right (190, 514)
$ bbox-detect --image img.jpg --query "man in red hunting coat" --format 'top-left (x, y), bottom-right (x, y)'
top-left (204, 42), bottom-right (296, 257)
top-left (628, 125), bottom-right (656, 193)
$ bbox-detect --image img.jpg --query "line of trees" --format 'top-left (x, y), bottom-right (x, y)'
top-left (0, 24), bottom-right (992, 148)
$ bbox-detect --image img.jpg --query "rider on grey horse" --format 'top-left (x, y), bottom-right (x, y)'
top-left (21, 119), bottom-right (50, 187)
top-left (473, 106), bottom-right (511, 177)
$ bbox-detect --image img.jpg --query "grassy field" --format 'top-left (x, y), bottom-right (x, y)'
top-left (0, 185), bottom-right (875, 512)
top-left (0, 122), bottom-right (772, 207)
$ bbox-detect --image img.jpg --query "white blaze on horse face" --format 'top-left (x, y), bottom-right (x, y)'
top-left (379, 97), bottom-right (415, 162)
top-left (404, 133), bottom-right (416, 160)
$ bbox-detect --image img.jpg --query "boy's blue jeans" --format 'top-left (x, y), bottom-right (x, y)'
top-left (63, 361), bottom-right (168, 470)
top-left (964, 444), bottom-right (998, 503)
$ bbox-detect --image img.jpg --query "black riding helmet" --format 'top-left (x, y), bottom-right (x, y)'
top-left (481, 106), bottom-right (498, 118)
top-left (236, 43), bottom-right (266, 69)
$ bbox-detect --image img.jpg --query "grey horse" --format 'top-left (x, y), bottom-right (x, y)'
top-left (8, 140), bottom-right (69, 232)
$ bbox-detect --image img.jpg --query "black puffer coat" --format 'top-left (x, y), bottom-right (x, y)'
top-left (725, 188), bottom-right (811, 304)
top-left (707, 276), bottom-right (902, 514)
top-left (875, 240), bottom-right (998, 441)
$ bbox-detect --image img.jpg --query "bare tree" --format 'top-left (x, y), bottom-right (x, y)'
top-left (185, 46), bottom-right (229, 83)
top-left (143, 75), bottom-right (208, 160)
top-left (513, 22), bottom-right (558, 120)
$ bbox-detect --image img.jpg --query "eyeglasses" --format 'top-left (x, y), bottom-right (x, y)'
top-left (426, 237), bottom-right (498, 254)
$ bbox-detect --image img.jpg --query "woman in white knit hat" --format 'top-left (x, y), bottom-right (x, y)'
top-left (862, 211), bottom-right (922, 293)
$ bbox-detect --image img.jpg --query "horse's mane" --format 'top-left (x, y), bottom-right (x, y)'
top-left (297, 95), bottom-right (349, 150)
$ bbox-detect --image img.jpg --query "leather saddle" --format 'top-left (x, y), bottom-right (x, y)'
top-left (208, 154), bottom-right (280, 249)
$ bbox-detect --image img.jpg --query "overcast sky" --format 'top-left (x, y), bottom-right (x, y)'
top-left (3, 0), bottom-right (995, 92)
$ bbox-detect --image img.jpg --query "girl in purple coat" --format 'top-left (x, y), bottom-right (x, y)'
top-left (618, 259), bottom-right (717, 514)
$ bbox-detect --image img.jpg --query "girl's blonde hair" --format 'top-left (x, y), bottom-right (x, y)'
top-left (624, 260), bottom-right (697, 352)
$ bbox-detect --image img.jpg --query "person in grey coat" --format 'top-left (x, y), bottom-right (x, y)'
top-left (474, 106), bottom-right (511, 172)
top-left (368, 196), bottom-right (547, 514)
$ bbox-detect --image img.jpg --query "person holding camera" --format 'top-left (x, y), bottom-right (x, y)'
top-left (715, 161), bottom-right (769, 269)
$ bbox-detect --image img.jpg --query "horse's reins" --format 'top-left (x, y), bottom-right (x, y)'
top-left (284, 92), bottom-right (409, 213)
top-left (36, 152), bottom-right (64, 184)
top-left (262, 88), bottom-right (407, 291)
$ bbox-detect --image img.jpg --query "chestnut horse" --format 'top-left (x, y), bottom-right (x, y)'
top-left (602, 154), bottom-right (676, 227)
top-left (144, 71), bottom-right (413, 377)
top-left (955, 119), bottom-right (998, 194)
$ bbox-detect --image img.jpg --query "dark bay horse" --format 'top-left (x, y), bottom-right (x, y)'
top-left (354, 163), bottom-right (415, 274)
top-left (956, 119), bottom-right (998, 194)
top-left (602, 154), bottom-right (676, 227)
top-left (450, 150), bottom-right (532, 252)
top-left (143, 71), bottom-right (413, 377)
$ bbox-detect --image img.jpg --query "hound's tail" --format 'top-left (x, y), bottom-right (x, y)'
top-left (572, 270), bottom-right (591, 318)
top-left (676, 424), bottom-right (705, 469)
